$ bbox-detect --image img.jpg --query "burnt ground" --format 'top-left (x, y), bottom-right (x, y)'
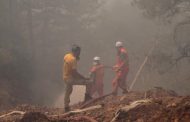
top-left (0, 87), bottom-right (190, 122)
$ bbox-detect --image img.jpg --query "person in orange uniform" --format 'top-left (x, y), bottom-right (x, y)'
top-left (89, 56), bottom-right (104, 98)
top-left (112, 41), bottom-right (129, 95)
top-left (63, 44), bottom-right (91, 112)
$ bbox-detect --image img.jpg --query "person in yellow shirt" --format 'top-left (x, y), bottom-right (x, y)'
top-left (63, 44), bottom-right (91, 112)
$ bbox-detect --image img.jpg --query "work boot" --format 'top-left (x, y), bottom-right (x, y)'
top-left (64, 106), bottom-right (70, 112)
top-left (84, 93), bottom-right (92, 102)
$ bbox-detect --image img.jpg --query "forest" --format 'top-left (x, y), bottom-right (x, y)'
top-left (0, 0), bottom-right (190, 111)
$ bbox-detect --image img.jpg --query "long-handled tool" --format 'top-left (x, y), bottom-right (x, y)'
top-left (129, 41), bottom-right (157, 91)
top-left (104, 65), bottom-right (113, 69)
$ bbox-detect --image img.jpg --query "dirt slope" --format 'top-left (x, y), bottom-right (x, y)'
top-left (0, 87), bottom-right (190, 122)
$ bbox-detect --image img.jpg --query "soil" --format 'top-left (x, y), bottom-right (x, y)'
top-left (0, 87), bottom-right (190, 122)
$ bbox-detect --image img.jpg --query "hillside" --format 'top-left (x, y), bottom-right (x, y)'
top-left (0, 87), bottom-right (190, 122)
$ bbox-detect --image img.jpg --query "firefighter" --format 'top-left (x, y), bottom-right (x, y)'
top-left (89, 56), bottom-right (105, 98)
top-left (112, 41), bottom-right (129, 96)
top-left (63, 44), bottom-right (91, 112)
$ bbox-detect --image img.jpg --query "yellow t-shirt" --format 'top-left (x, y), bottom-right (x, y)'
top-left (63, 53), bottom-right (77, 81)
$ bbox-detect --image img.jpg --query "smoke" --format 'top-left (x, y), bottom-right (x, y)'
top-left (53, 0), bottom-right (167, 105)
top-left (1, 0), bottom-right (189, 109)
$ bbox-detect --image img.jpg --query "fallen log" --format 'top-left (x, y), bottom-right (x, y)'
top-left (0, 111), bottom-right (25, 119)
top-left (50, 104), bottom-right (102, 118)
top-left (120, 99), bottom-right (152, 112)
top-left (111, 99), bottom-right (152, 122)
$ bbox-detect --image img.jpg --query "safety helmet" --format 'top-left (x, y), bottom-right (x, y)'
top-left (115, 41), bottom-right (123, 47)
top-left (93, 56), bottom-right (100, 61)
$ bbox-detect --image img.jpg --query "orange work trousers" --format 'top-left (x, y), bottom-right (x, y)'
top-left (112, 67), bottom-right (129, 95)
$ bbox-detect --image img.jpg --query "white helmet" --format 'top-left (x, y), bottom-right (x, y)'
top-left (93, 56), bottom-right (100, 61)
top-left (115, 41), bottom-right (123, 47)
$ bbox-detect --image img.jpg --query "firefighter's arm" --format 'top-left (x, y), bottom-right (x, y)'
top-left (89, 71), bottom-right (95, 82)
top-left (89, 71), bottom-right (93, 78)
top-left (89, 67), bottom-right (96, 79)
